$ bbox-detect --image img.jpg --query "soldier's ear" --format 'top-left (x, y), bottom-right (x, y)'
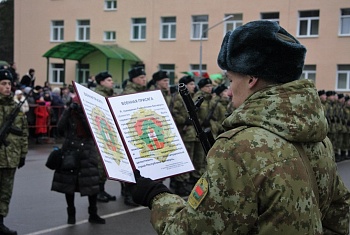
top-left (248, 76), bottom-right (258, 89)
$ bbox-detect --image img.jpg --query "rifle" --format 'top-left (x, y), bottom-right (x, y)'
top-left (0, 90), bottom-right (31, 147)
top-left (178, 83), bottom-right (215, 154)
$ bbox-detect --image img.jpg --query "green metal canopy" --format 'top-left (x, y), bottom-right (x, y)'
top-left (43, 41), bottom-right (141, 62)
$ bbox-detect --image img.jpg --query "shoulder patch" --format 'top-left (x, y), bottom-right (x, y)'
top-left (188, 177), bottom-right (209, 210)
top-left (216, 126), bottom-right (249, 140)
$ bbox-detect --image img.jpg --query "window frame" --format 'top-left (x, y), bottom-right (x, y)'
top-left (76, 19), bottom-right (90, 42)
top-left (339, 8), bottom-right (350, 36)
top-left (131, 18), bottom-right (146, 41)
top-left (261, 12), bottom-right (280, 24)
top-left (159, 64), bottom-right (175, 84)
top-left (191, 15), bottom-right (209, 40)
top-left (76, 64), bottom-right (90, 84)
top-left (224, 14), bottom-right (243, 34)
top-left (50, 20), bottom-right (64, 42)
top-left (160, 16), bottom-right (176, 40)
top-left (336, 65), bottom-right (350, 91)
top-left (297, 10), bottom-right (320, 38)
top-left (301, 65), bottom-right (316, 83)
top-left (50, 63), bottom-right (64, 84)
top-left (104, 0), bottom-right (117, 11)
top-left (104, 31), bottom-right (116, 41)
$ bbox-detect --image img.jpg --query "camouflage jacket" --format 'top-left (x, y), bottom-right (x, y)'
top-left (121, 80), bottom-right (147, 95)
top-left (172, 92), bottom-right (197, 142)
top-left (94, 84), bottom-right (114, 97)
top-left (0, 94), bottom-right (28, 168)
top-left (150, 79), bottom-right (350, 235)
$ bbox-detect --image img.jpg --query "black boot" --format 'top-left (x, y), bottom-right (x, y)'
top-left (67, 207), bottom-right (76, 224)
top-left (88, 207), bottom-right (105, 224)
top-left (97, 183), bottom-right (109, 202)
top-left (0, 216), bottom-right (17, 235)
top-left (123, 183), bottom-right (139, 207)
top-left (102, 191), bottom-right (116, 201)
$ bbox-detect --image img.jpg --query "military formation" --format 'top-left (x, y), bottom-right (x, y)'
top-left (319, 90), bottom-right (350, 162)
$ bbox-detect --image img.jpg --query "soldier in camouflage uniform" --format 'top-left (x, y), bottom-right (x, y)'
top-left (211, 84), bottom-right (229, 137)
top-left (337, 93), bottom-right (349, 161)
top-left (120, 67), bottom-right (148, 206)
top-left (121, 67), bottom-right (147, 95)
top-left (0, 69), bottom-right (28, 235)
top-left (325, 91), bottom-right (340, 161)
top-left (130, 20), bottom-right (350, 234)
top-left (344, 95), bottom-right (350, 160)
top-left (170, 75), bottom-right (197, 196)
top-left (150, 70), bottom-right (174, 109)
top-left (93, 71), bottom-right (117, 202)
top-left (318, 89), bottom-right (327, 112)
top-left (191, 78), bottom-right (219, 183)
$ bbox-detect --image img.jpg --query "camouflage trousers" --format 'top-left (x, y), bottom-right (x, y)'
top-left (0, 168), bottom-right (16, 217)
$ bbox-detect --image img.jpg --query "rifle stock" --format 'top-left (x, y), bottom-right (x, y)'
top-left (178, 83), bottom-right (215, 154)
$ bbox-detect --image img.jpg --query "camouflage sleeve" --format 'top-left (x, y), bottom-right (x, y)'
top-left (322, 175), bottom-right (350, 235)
top-left (172, 95), bottom-right (188, 125)
top-left (151, 127), bottom-right (325, 234)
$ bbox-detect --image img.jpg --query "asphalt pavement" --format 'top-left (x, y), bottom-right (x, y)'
top-left (6, 141), bottom-right (158, 235)
top-left (5, 140), bottom-right (350, 235)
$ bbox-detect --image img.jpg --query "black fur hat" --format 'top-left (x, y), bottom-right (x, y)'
top-left (95, 71), bottom-right (112, 84)
top-left (217, 20), bottom-right (306, 83)
top-left (198, 78), bottom-right (212, 89)
top-left (0, 69), bottom-right (13, 82)
top-left (128, 67), bottom-right (146, 81)
top-left (178, 75), bottom-right (194, 85)
top-left (152, 70), bottom-right (168, 82)
top-left (214, 84), bottom-right (228, 96)
top-left (318, 90), bottom-right (326, 96)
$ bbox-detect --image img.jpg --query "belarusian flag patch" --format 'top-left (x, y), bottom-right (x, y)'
top-left (188, 177), bottom-right (208, 209)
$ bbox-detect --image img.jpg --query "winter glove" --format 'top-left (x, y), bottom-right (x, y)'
top-left (130, 169), bottom-right (172, 209)
top-left (18, 157), bottom-right (25, 169)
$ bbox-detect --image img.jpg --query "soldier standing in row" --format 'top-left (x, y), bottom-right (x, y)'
top-left (190, 77), bottom-right (217, 185)
top-left (93, 71), bottom-right (117, 202)
top-left (0, 69), bottom-right (28, 235)
top-left (170, 75), bottom-right (196, 196)
top-left (120, 67), bottom-right (148, 206)
top-left (130, 20), bottom-right (350, 234)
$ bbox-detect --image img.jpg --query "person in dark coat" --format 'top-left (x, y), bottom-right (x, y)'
top-left (51, 96), bottom-right (105, 225)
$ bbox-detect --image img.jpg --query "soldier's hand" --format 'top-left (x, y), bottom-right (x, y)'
top-left (129, 169), bottom-right (171, 209)
top-left (18, 157), bottom-right (25, 169)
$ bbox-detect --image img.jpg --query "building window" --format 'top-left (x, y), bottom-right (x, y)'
top-left (50, 63), bottom-right (64, 84)
top-left (105, 0), bottom-right (117, 10)
top-left (340, 8), bottom-right (350, 36)
top-left (191, 15), bottom-right (208, 40)
top-left (337, 65), bottom-right (350, 91)
top-left (131, 18), bottom-right (146, 40)
top-left (76, 64), bottom-right (90, 84)
top-left (298, 10), bottom-right (319, 37)
top-left (51, 20), bottom-right (64, 42)
top-left (301, 65), bottom-right (316, 83)
top-left (159, 64), bottom-right (175, 84)
top-left (225, 14), bottom-right (243, 33)
top-left (104, 31), bottom-right (116, 41)
top-left (160, 17), bottom-right (176, 40)
top-left (190, 64), bottom-right (206, 83)
top-left (76, 20), bottom-right (90, 41)
top-left (261, 12), bottom-right (280, 24)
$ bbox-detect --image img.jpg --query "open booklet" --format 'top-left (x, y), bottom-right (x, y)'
top-left (72, 82), bottom-right (194, 183)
